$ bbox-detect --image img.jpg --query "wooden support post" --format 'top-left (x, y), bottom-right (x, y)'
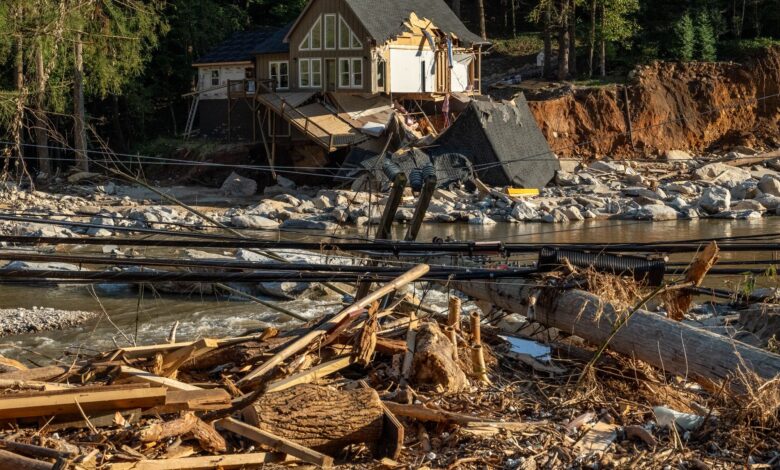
top-left (453, 279), bottom-right (780, 394)
top-left (445, 326), bottom-right (458, 362)
top-left (471, 345), bottom-right (490, 384)
top-left (404, 173), bottom-right (437, 242)
top-left (218, 417), bottom-right (333, 468)
top-left (237, 265), bottom-right (430, 389)
top-left (448, 296), bottom-right (462, 331)
top-left (470, 311), bottom-right (481, 346)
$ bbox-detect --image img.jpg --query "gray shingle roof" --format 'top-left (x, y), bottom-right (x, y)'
top-left (195, 29), bottom-right (276, 64)
top-left (253, 23), bottom-right (293, 54)
top-left (343, 0), bottom-right (487, 46)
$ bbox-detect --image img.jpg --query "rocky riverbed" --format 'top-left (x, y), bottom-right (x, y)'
top-left (1, 148), bottom-right (779, 238)
top-left (0, 307), bottom-right (97, 337)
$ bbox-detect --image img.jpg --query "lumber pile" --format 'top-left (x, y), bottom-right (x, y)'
top-left (0, 260), bottom-right (779, 468)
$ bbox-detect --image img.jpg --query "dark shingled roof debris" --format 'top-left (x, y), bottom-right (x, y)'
top-left (195, 28), bottom-right (277, 65)
top-left (429, 95), bottom-right (560, 188)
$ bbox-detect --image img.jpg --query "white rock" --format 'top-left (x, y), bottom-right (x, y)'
top-left (220, 172), bottom-right (257, 197)
top-left (664, 150), bottom-right (693, 161)
top-left (698, 187), bottom-right (731, 214)
top-left (561, 206), bottom-right (585, 221)
top-left (511, 201), bottom-right (539, 221)
top-left (693, 163), bottom-right (752, 188)
top-left (634, 205), bottom-right (679, 221)
top-left (230, 214), bottom-right (279, 230)
top-left (758, 174), bottom-right (780, 197)
top-left (468, 214), bottom-right (497, 225)
top-left (731, 200), bottom-right (766, 212)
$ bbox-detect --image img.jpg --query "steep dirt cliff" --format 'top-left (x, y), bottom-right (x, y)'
top-left (527, 47), bottom-right (780, 159)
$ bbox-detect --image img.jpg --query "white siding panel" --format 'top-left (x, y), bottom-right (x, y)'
top-left (450, 56), bottom-right (471, 92)
top-left (197, 66), bottom-right (248, 100)
top-left (389, 48), bottom-right (435, 93)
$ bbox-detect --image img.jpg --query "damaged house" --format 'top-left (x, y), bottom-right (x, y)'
top-left (188, 0), bottom-right (559, 188)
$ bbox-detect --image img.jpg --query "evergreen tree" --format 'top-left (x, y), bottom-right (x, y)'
top-left (695, 9), bottom-right (717, 60)
top-left (670, 13), bottom-right (695, 61)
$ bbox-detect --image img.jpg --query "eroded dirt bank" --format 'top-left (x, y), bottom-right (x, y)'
top-left (528, 47), bottom-right (780, 158)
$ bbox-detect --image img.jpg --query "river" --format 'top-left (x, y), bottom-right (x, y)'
top-left (2, 217), bottom-right (779, 361)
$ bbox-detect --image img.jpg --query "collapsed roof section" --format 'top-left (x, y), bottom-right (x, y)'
top-left (429, 95), bottom-right (560, 188)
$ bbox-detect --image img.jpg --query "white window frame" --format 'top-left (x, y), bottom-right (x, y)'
top-left (324, 14), bottom-right (337, 50)
top-left (299, 15), bottom-right (322, 51)
top-left (338, 16), bottom-right (362, 50)
top-left (338, 57), bottom-right (363, 89)
top-left (210, 69), bottom-right (220, 86)
top-left (269, 61), bottom-right (289, 90)
top-left (299, 58), bottom-right (322, 89)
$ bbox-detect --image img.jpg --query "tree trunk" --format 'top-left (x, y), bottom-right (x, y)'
top-left (599, 3), bottom-right (606, 77)
top-left (477, 0), bottom-right (487, 40)
top-left (568, 0), bottom-right (577, 76)
top-left (243, 384), bottom-right (384, 456)
top-left (451, 0), bottom-right (461, 17)
top-left (412, 322), bottom-right (469, 392)
top-left (453, 280), bottom-right (780, 395)
top-left (73, 33), bottom-right (88, 172)
top-left (35, 43), bottom-right (50, 177)
top-left (588, 0), bottom-right (596, 77)
top-left (557, 0), bottom-right (570, 80)
top-left (0, 449), bottom-right (53, 470)
top-left (543, 3), bottom-right (553, 78)
top-left (511, 0), bottom-right (517, 38)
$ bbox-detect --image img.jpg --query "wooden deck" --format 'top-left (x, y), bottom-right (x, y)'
top-left (257, 92), bottom-right (368, 151)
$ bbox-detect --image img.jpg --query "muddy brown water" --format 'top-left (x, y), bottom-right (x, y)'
top-left (2, 218), bottom-right (780, 362)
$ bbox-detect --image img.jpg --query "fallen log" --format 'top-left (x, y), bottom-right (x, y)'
top-left (411, 322), bottom-right (468, 392)
top-left (0, 449), bottom-right (53, 470)
top-left (242, 384), bottom-right (384, 455)
top-left (454, 280), bottom-right (780, 393)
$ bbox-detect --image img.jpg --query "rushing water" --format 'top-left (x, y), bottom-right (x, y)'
top-left (2, 217), bottom-right (780, 361)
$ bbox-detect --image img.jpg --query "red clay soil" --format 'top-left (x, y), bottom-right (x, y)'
top-left (527, 47), bottom-right (780, 159)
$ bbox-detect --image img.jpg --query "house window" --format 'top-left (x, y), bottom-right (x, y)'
top-left (324, 14), bottom-right (336, 50)
top-left (300, 16), bottom-right (322, 50)
top-left (338, 58), bottom-right (363, 88)
top-left (339, 16), bottom-right (362, 50)
top-left (210, 69), bottom-right (220, 86)
top-left (269, 61), bottom-right (289, 90)
top-left (299, 58), bottom-right (322, 88)
top-left (376, 59), bottom-right (385, 89)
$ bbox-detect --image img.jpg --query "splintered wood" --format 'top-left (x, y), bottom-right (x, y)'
top-left (665, 241), bottom-right (720, 321)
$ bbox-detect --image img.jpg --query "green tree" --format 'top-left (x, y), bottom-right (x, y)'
top-left (670, 12), bottom-right (695, 61)
top-left (695, 9), bottom-right (717, 60)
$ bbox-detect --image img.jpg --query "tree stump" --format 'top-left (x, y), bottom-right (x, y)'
top-left (412, 322), bottom-right (469, 392)
top-left (242, 384), bottom-right (384, 455)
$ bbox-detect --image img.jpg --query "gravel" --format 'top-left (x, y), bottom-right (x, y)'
top-left (0, 307), bottom-right (98, 337)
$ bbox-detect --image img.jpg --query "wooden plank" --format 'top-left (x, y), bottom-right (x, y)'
top-left (0, 366), bottom-right (69, 382)
top-left (0, 386), bottom-right (166, 420)
top-left (218, 417), bottom-right (333, 468)
top-left (108, 452), bottom-right (288, 469)
top-left (145, 389), bottom-right (231, 415)
top-left (159, 338), bottom-right (218, 377)
top-left (454, 280), bottom-right (780, 394)
top-left (117, 366), bottom-right (203, 391)
top-left (265, 356), bottom-right (354, 394)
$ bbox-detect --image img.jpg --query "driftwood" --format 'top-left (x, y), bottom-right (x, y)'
top-left (242, 384), bottom-right (384, 455)
top-left (237, 264), bottom-right (430, 390)
top-left (665, 241), bottom-right (720, 321)
top-left (139, 413), bottom-right (227, 453)
top-left (0, 449), bottom-right (53, 470)
top-left (454, 280), bottom-right (780, 393)
top-left (412, 322), bottom-right (469, 392)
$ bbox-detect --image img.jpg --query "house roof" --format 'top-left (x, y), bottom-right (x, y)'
top-left (195, 28), bottom-right (277, 65)
top-left (342, 0), bottom-right (488, 46)
top-left (253, 23), bottom-right (292, 54)
top-left (285, 0), bottom-right (487, 47)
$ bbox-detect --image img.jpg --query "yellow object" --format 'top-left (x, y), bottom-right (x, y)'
top-left (506, 188), bottom-right (540, 197)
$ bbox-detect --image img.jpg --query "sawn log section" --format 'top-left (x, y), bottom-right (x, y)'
top-left (454, 281), bottom-right (780, 393)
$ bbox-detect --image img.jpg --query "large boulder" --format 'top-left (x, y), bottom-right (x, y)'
top-left (758, 174), bottom-right (780, 197)
top-left (633, 205), bottom-right (680, 221)
top-left (220, 172), bottom-right (257, 197)
top-left (230, 214), bottom-right (280, 230)
top-left (693, 163), bottom-right (752, 188)
top-left (698, 187), bottom-right (731, 214)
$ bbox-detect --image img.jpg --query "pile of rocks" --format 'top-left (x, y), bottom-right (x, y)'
top-left (0, 306), bottom-right (98, 337)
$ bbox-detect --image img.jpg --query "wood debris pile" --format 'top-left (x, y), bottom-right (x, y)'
top-left (0, 263), bottom-right (778, 469)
